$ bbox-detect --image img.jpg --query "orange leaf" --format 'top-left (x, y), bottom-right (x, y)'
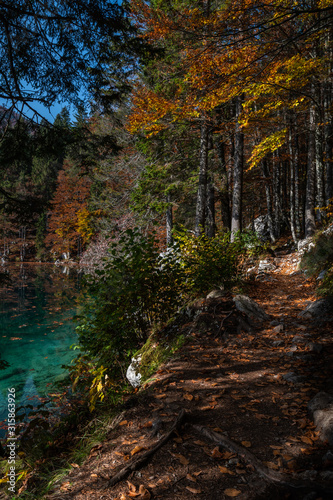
top-left (186, 473), bottom-right (197, 482)
top-left (224, 488), bottom-right (241, 497)
top-left (131, 445), bottom-right (147, 456)
top-left (241, 441), bottom-right (251, 448)
top-left (186, 486), bottom-right (202, 494)
top-left (138, 485), bottom-right (151, 500)
top-left (184, 393), bottom-right (194, 401)
top-left (212, 447), bottom-right (223, 458)
top-left (218, 466), bottom-right (235, 475)
top-left (264, 462), bottom-right (279, 470)
top-left (300, 436), bottom-right (313, 445)
top-left (174, 453), bottom-right (189, 465)
top-left (119, 420), bottom-right (128, 426)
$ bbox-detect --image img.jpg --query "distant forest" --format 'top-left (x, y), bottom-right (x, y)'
top-left (1, 0), bottom-right (333, 263)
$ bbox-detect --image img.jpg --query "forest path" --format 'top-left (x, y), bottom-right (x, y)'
top-left (47, 250), bottom-right (333, 500)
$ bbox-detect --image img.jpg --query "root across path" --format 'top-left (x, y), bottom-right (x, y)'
top-left (48, 251), bottom-right (333, 500)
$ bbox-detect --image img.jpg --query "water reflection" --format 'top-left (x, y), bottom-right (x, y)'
top-left (0, 263), bottom-right (81, 432)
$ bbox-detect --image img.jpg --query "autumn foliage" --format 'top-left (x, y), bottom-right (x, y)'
top-left (46, 161), bottom-right (93, 256)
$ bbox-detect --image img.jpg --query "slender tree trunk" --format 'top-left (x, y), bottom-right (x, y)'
top-left (305, 104), bottom-right (316, 237)
top-left (293, 118), bottom-right (302, 238)
top-left (206, 177), bottom-right (216, 237)
top-left (195, 121), bottom-right (209, 236)
top-left (315, 103), bottom-right (325, 221)
top-left (288, 126), bottom-right (298, 243)
top-left (230, 96), bottom-right (244, 242)
top-left (261, 160), bottom-right (276, 242)
top-left (216, 138), bottom-right (231, 229)
top-left (166, 194), bottom-right (173, 247)
top-left (272, 152), bottom-right (281, 239)
top-left (324, 83), bottom-right (333, 206)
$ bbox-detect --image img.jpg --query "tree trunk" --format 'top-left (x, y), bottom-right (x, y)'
top-left (272, 152), bottom-right (281, 239)
top-left (230, 96), bottom-right (244, 242)
top-left (305, 104), bottom-right (316, 237)
top-left (206, 177), bottom-right (216, 237)
top-left (261, 160), bottom-right (276, 242)
top-left (315, 103), bottom-right (325, 221)
top-left (195, 121), bottom-right (209, 236)
top-left (216, 138), bottom-right (231, 229)
top-left (166, 194), bottom-right (173, 247)
top-left (288, 125), bottom-right (298, 244)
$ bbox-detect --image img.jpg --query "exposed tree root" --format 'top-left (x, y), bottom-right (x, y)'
top-left (191, 423), bottom-right (333, 495)
top-left (107, 409), bottom-right (187, 488)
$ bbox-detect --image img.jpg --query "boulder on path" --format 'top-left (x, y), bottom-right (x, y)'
top-left (251, 215), bottom-right (271, 242)
top-left (297, 237), bottom-right (315, 255)
top-left (126, 355), bottom-right (142, 388)
top-left (298, 298), bottom-right (333, 321)
top-left (308, 392), bottom-right (333, 445)
top-left (233, 295), bottom-right (271, 323)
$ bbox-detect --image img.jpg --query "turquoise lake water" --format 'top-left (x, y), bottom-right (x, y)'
top-left (0, 264), bottom-right (80, 433)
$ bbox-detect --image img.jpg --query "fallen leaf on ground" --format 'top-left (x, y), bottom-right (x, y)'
top-left (119, 420), bottom-right (128, 426)
top-left (174, 453), bottom-right (189, 465)
top-left (300, 436), bottom-right (313, 445)
top-left (186, 473), bottom-right (197, 482)
top-left (131, 445), bottom-right (147, 456)
top-left (186, 486), bottom-right (202, 494)
top-left (264, 462), bottom-right (279, 470)
top-left (218, 466), bottom-right (235, 475)
top-left (241, 441), bottom-right (251, 448)
top-left (212, 447), bottom-right (223, 458)
top-left (184, 393), bottom-right (194, 401)
top-left (224, 488), bottom-right (241, 497)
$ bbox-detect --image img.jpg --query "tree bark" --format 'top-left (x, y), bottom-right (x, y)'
top-left (206, 177), bottom-right (216, 237)
top-left (261, 160), bottom-right (276, 242)
top-left (230, 96), bottom-right (244, 242)
top-left (305, 104), bottom-right (316, 237)
top-left (195, 121), bottom-right (209, 236)
top-left (166, 193), bottom-right (173, 247)
top-left (216, 138), bottom-right (231, 229)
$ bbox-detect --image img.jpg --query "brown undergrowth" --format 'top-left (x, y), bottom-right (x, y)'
top-left (39, 251), bottom-right (333, 499)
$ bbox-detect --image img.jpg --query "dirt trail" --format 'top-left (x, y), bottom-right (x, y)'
top-left (48, 251), bottom-right (333, 500)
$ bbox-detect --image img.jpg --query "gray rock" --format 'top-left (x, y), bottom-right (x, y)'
top-left (292, 335), bottom-right (305, 343)
top-left (273, 324), bottom-right (284, 333)
top-left (322, 450), bottom-right (333, 465)
top-left (289, 345), bottom-right (298, 352)
top-left (317, 270), bottom-right (327, 281)
top-left (319, 470), bottom-right (333, 481)
top-left (206, 289), bottom-right (226, 300)
top-left (298, 298), bottom-right (333, 320)
top-left (283, 372), bottom-right (305, 384)
top-left (299, 470), bottom-right (318, 481)
top-left (233, 295), bottom-right (270, 322)
top-left (322, 223), bottom-right (333, 236)
top-left (251, 215), bottom-right (271, 242)
top-left (297, 237), bottom-right (314, 254)
top-left (126, 355), bottom-right (142, 388)
top-left (307, 343), bottom-right (324, 353)
top-left (258, 259), bottom-right (276, 272)
top-left (308, 392), bottom-right (333, 445)
top-left (272, 340), bottom-right (284, 347)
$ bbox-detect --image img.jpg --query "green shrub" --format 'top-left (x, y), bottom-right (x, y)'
top-left (300, 230), bottom-right (333, 277)
top-left (76, 227), bottom-right (242, 377)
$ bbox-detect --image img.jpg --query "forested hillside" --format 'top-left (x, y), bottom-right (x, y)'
top-left (1, 0), bottom-right (333, 263)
